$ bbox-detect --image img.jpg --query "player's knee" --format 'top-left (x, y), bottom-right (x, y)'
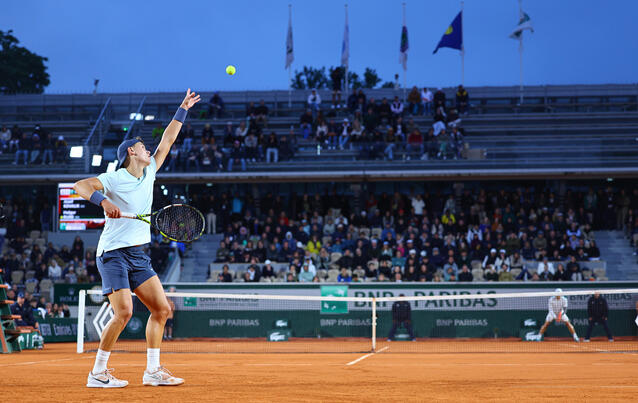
top-left (153, 303), bottom-right (171, 320)
top-left (113, 306), bottom-right (133, 325)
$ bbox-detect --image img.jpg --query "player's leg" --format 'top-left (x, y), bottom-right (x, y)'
top-left (134, 276), bottom-right (184, 386)
top-left (584, 318), bottom-right (595, 341)
top-left (564, 316), bottom-right (579, 342)
top-left (538, 321), bottom-right (551, 337)
top-left (387, 319), bottom-right (398, 341)
top-left (87, 288), bottom-right (132, 388)
top-left (601, 319), bottom-right (614, 341)
top-left (404, 320), bottom-right (416, 341)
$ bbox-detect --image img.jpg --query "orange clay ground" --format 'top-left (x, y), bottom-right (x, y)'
top-left (2, 341), bottom-right (637, 402)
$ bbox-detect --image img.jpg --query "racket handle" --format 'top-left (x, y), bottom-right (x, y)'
top-left (119, 212), bottom-right (136, 219)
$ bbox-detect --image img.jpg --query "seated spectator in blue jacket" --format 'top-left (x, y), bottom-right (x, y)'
top-left (11, 293), bottom-right (39, 330)
top-left (227, 140), bottom-right (246, 172)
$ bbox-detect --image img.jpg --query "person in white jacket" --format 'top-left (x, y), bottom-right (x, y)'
top-left (307, 89), bottom-right (321, 118)
top-left (537, 257), bottom-right (555, 276)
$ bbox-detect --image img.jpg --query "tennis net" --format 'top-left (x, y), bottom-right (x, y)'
top-left (77, 288), bottom-right (638, 354)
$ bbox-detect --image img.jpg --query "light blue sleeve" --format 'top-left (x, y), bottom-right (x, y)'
top-left (97, 171), bottom-right (116, 195)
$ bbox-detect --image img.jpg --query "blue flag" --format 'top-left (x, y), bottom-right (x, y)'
top-left (433, 11), bottom-right (463, 54)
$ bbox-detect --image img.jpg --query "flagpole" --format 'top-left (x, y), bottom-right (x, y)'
top-left (402, 2), bottom-right (407, 102)
top-left (518, 0), bottom-right (523, 104)
top-left (288, 4), bottom-right (292, 108)
top-left (460, 1), bottom-right (465, 86)
top-left (344, 4), bottom-right (348, 107)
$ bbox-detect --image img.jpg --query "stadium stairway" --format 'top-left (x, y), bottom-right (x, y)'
top-left (179, 234), bottom-right (223, 282)
top-left (595, 230), bottom-right (638, 280)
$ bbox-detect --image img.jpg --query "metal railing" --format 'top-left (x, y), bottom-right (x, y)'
top-left (123, 96), bottom-right (146, 141)
top-left (83, 97), bottom-right (112, 172)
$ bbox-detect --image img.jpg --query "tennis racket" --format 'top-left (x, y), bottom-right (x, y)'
top-left (120, 204), bottom-right (205, 242)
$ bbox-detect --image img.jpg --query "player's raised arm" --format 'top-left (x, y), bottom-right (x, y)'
top-left (154, 89), bottom-right (201, 170)
top-left (73, 177), bottom-right (121, 218)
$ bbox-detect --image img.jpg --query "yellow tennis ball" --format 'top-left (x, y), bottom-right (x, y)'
top-left (226, 65), bottom-right (236, 76)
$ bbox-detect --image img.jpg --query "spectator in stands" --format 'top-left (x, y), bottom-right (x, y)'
top-left (265, 132), bottom-right (279, 163)
top-left (278, 135), bottom-right (293, 161)
top-left (261, 260), bottom-right (275, 279)
top-left (300, 110), bottom-right (313, 139)
top-left (298, 263), bottom-right (314, 282)
top-left (553, 263), bottom-right (569, 281)
top-left (218, 265), bottom-right (233, 282)
top-left (255, 100), bottom-right (269, 128)
top-left (484, 264), bottom-right (498, 281)
top-left (330, 67), bottom-right (344, 108)
top-left (407, 86), bottom-right (421, 115)
top-left (390, 96), bottom-right (404, 124)
top-left (458, 264), bottom-right (473, 282)
top-left (421, 87), bottom-right (433, 115)
top-left (11, 292), bottom-right (39, 330)
top-left (40, 133), bottom-right (54, 165)
top-left (383, 128), bottom-right (398, 161)
top-left (405, 129), bottom-right (423, 160)
top-left (179, 123), bottom-right (194, 154)
top-left (307, 89), bottom-right (321, 118)
top-left (0, 125), bottom-right (10, 152)
top-left (209, 92), bottom-right (224, 119)
top-left (338, 118), bottom-right (351, 150)
top-left (455, 85), bottom-right (469, 114)
top-left (244, 131), bottom-right (259, 162)
top-left (433, 88), bottom-right (446, 110)
top-left (54, 135), bottom-right (68, 163)
top-left (13, 132), bottom-right (30, 165)
top-left (227, 140), bottom-right (246, 171)
top-left (337, 267), bottom-right (351, 282)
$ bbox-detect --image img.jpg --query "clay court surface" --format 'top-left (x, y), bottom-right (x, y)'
top-left (2, 341), bottom-right (638, 402)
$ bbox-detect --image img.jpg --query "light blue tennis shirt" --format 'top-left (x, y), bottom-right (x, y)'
top-left (96, 157), bottom-right (156, 256)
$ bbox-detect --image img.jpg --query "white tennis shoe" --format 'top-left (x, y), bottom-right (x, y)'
top-left (143, 366), bottom-right (184, 386)
top-left (573, 333), bottom-right (580, 342)
top-left (86, 368), bottom-right (129, 388)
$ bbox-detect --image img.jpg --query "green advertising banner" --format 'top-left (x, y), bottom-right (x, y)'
top-left (320, 285), bottom-right (348, 314)
top-left (39, 318), bottom-right (78, 342)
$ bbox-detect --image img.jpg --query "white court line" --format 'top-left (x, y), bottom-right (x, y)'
top-left (0, 356), bottom-right (93, 367)
top-left (345, 346), bottom-right (389, 366)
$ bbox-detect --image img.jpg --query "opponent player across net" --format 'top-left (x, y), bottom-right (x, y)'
top-left (538, 288), bottom-right (580, 342)
top-left (73, 89), bottom-right (200, 388)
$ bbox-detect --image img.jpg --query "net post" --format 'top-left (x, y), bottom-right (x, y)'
top-left (371, 297), bottom-right (377, 352)
top-left (77, 289), bottom-right (86, 354)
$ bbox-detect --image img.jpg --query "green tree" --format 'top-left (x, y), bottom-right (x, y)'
top-left (363, 68), bottom-right (382, 89)
top-left (290, 66), bottom-right (328, 90)
top-left (347, 71), bottom-right (363, 90)
top-left (381, 81), bottom-right (395, 89)
top-left (0, 30), bottom-right (50, 94)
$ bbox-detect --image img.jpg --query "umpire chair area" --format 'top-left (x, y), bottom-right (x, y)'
top-left (0, 268), bottom-right (40, 353)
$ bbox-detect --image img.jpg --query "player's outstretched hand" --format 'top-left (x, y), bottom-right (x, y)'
top-left (102, 199), bottom-right (121, 218)
top-left (181, 88), bottom-right (201, 110)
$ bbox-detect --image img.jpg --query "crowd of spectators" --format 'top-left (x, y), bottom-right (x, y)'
top-left (0, 124), bottom-right (69, 165)
top-left (0, 196), bottom-right (172, 303)
top-left (203, 185), bottom-right (636, 283)
top-left (157, 85), bottom-right (470, 172)
top-left (162, 98), bottom-right (296, 172)
top-left (305, 85), bottom-right (469, 161)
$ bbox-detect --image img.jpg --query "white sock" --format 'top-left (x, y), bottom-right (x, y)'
top-left (147, 348), bottom-right (160, 372)
top-left (92, 349), bottom-right (111, 375)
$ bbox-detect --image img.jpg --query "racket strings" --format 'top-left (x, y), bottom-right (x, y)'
top-left (153, 205), bottom-right (204, 242)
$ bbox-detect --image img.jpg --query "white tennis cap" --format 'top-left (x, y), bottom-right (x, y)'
top-left (555, 288), bottom-right (563, 294)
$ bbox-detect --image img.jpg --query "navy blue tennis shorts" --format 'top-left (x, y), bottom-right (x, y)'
top-left (97, 244), bottom-right (156, 296)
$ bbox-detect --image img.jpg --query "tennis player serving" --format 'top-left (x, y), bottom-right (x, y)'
top-left (538, 288), bottom-right (580, 342)
top-left (74, 89), bottom-right (200, 388)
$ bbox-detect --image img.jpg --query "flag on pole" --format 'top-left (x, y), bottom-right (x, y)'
top-left (341, 9), bottom-right (349, 67)
top-left (399, 25), bottom-right (409, 71)
top-left (433, 11), bottom-right (463, 54)
top-left (509, 10), bottom-right (533, 39)
top-left (285, 10), bottom-right (294, 69)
